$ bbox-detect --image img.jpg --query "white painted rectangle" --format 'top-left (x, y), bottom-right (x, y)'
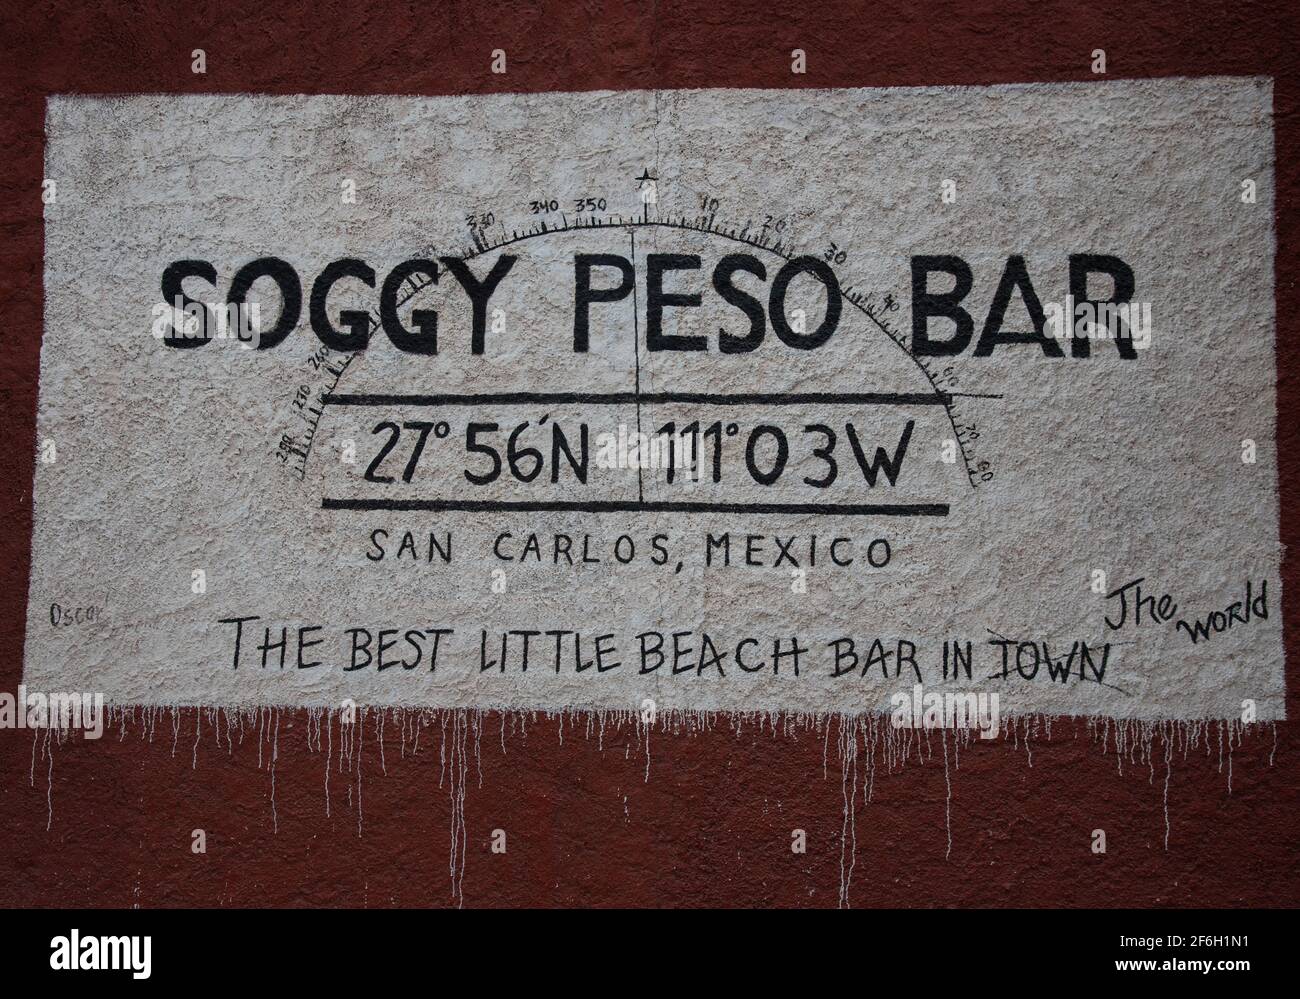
top-left (27, 80), bottom-right (1281, 720)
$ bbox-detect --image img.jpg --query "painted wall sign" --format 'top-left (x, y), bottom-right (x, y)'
top-left (26, 79), bottom-right (1281, 722)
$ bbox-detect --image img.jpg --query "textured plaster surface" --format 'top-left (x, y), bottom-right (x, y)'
top-left (26, 81), bottom-right (1282, 720)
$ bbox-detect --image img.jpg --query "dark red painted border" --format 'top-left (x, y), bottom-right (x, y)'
top-left (1, 0), bottom-right (1297, 907)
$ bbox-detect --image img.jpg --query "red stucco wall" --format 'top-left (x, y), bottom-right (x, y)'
top-left (1, 0), bottom-right (1297, 907)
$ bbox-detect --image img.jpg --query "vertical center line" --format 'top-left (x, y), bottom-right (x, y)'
top-left (629, 228), bottom-right (645, 503)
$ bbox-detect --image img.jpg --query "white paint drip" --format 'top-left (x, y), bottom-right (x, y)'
top-left (26, 708), bottom-right (1281, 907)
top-left (942, 730), bottom-right (952, 861)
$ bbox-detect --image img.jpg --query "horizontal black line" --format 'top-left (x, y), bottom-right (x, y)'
top-left (321, 499), bottom-right (949, 516)
top-left (324, 392), bottom-right (953, 407)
